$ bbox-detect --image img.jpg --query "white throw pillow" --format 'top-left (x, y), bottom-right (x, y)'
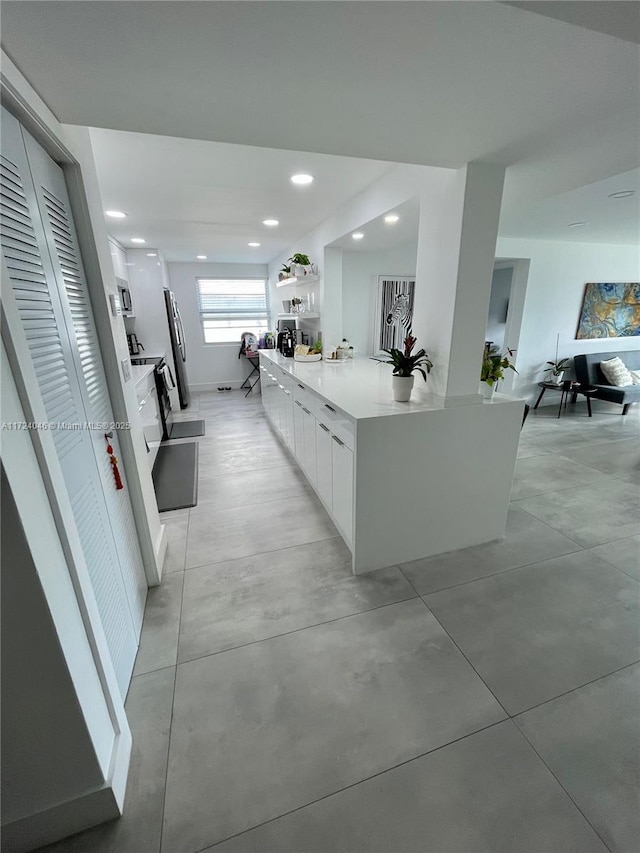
top-left (600, 357), bottom-right (633, 387)
top-left (629, 369), bottom-right (640, 385)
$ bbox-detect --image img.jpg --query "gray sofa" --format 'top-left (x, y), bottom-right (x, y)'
top-left (574, 350), bottom-right (640, 415)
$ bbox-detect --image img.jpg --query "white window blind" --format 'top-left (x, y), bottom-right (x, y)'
top-left (197, 277), bottom-right (268, 343)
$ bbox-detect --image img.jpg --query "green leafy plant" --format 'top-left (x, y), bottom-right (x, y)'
top-left (376, 334), bottom-right (433, 381)
top-left (280, 264), bottom-right (291, 274)
top-left (544, 357), bottom-right (570, 377)
top-left (481, 344), bottom-right (517, 387)
top-left (289, 253), bottom-right (311, 266)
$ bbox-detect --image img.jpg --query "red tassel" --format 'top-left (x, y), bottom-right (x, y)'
top-left (105, 435), bottom-right (125, 490)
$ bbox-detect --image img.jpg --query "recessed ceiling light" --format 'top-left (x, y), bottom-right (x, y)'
top-left (384, 214), bottom-right (399, 224)
top-left (130, 237), bottom-right (146, 243)
top-left (291, 173), bottom-right (314, 185)
top-left (146, 252), bottom-right (157, 257)
top-left (608, 190), bottom-right (635, 199)
top-left (352, 232), bottom-right (364, 240)
top-left (105, 210), bottom-right (126, 218)
top-left (248, 242), bottom-right (261, 247)
top-left (568, 222), bottom-right (587, 228)
top-left (262, 219), bottom-right (279, 227)
top-left (197, 254), bottom-right (207, 260)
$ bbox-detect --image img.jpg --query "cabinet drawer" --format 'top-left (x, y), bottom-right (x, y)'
top-left (316, 401), bottom-right (355, 450)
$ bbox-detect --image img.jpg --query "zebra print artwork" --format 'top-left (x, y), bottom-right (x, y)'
top-left (378, 278), bottom-right (416, 351)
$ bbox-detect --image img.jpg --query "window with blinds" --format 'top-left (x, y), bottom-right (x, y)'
top-left (196, 278), bottom-right (269, 343)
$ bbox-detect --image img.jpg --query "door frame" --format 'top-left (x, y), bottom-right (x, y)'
top-left (1, 53), bottom-right (164, 588)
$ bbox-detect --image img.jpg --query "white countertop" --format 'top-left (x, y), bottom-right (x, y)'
top-left (259, 350), bottom-right (516, 420)
top-left (131, 363), bottom-right (156, 387)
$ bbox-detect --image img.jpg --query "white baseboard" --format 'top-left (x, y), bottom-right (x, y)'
top-left (1, 786), bottom-right (120, 853)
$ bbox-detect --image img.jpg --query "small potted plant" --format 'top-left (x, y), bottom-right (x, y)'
top-left (289, 253), bottom-right (312, 277)
top-left (290, 296), bottom-right (303, 313)
top-left (480, 344), bottom-right (517, 399)
top-left (377, 334), bottom-right (433, 402)
top-left (544, 358), bottom-right (571, 385)
top-left (278, 264), bottom-right (291, 282)
top-left (543, 336), bottom-right (570, 385)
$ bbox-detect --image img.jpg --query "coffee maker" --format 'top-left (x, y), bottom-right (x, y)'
top-left (277, 329), bottom-right (295, 357)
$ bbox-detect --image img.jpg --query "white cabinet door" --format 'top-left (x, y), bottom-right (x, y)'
top-left (331, 436), bottom-right (354, 547)
top-left (315, 420), bottom-right (333, 509)
top-left (293, 398), bottom-right (305, 461)
top-left (302, 405), bottom-right (317, 485)
top-left (281, 386), bottom-right (295, 452)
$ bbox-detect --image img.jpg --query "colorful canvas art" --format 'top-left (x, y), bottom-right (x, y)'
top-left (576, 282), bottom-right (640, 339)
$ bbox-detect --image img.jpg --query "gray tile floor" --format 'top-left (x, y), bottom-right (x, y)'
top-left (41, 393), bottom-right (640, 853)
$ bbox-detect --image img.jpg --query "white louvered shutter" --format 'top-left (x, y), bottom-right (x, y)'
top-left (24, 132), bottom-right (147, 636)
top-left (1, 107), bottom-right (141, 696)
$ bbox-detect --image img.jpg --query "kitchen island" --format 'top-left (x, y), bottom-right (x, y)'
top-left (259, 351), bottom-right (524, 574)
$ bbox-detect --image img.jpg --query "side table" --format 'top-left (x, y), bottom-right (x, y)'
top-left (533, 381), bottom-right (575, 418)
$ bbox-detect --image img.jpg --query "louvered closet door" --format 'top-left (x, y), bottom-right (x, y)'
top-left (23, 130), bottom-right (147, 636)
top-left (1, 107), bottom-right (140, 697)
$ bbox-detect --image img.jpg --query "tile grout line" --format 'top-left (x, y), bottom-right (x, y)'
top-left (412, 594), bottom-right (512, 722)
top-left (512, 720), bottom-right (614, 853)
top-left (158, 511), bottom-right (191, 853)
top-left (196, 718), bottom-right (510, 853)
top-left (175, 592), bottom-right (421, 669)
top-left (183, 532), bottom-right (339, 573)
top-left (402, 542), bottom-right (584, 597)
top-left (512, 658), bottom-right (640, 719)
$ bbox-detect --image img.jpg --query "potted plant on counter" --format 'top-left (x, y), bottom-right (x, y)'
top-left (480, 344), bottom-right (517, 399)
top-left (377, 334), bottom-right (433, 402)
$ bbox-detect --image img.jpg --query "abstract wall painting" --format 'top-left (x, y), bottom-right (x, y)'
top-left (576, 282), bottom-right (640, 339)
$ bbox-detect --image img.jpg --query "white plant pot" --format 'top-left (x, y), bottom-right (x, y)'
top-left (479, 381), bottom-right (495, 400)
top-left (548, 372), bottom-right (564, 385)
top-left (393, 375), bottom-right (414, 402)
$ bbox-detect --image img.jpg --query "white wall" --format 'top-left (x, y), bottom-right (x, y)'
top-left (167, 262), bottom-right (268, 391)
top-left (341, 241), bottom-right (418, 356)
top-left (486, 266), bottom-right (513, 350)
top-left (496, 237), bottom-right (640, 401)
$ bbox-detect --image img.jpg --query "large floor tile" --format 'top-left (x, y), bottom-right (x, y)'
top-left (161, 517), bottom-right (188, 574)
top-left (197, 440), bottom-right (293, 475)
top-left (590, 534), bottom-right (640, 581)
top-left (185, 492), bottom-right (337, 568)
top-left (514, 478), bottom-right (640, 548)
top-left (133, 572), bottom-right (184, 676)
top-left (424, 550), bottom-right (640, 715)
top-left (510, 454), bottom-right (613, 500)
top-left (162, 600), bottom-right (505, 852)
top-left (400, 505), bottom-right (580, 594)
top-left (212, 721), bottom-right (606, 853)
top-left (38, 667), bottom-right (175, 853)
top-left (178, 538), bottom-right (416, 662)
top-left (517, 664), bottom-right (640, 853)
top-left (555, 438), bottom-right (640, 484)
top-left (193, 464), bottom-right (310, 513)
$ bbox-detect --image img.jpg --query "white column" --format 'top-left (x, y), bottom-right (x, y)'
top-left (412, 162), bottom-right (505, 401)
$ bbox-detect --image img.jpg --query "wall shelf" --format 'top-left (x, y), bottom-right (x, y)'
top-left (276, 274), bottom-right (320, 288)
top-left (277, 312), bottom-right (320, 319)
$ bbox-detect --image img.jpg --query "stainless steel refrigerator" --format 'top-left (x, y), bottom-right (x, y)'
top-left (164, 288), bottom-right (190, 408)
